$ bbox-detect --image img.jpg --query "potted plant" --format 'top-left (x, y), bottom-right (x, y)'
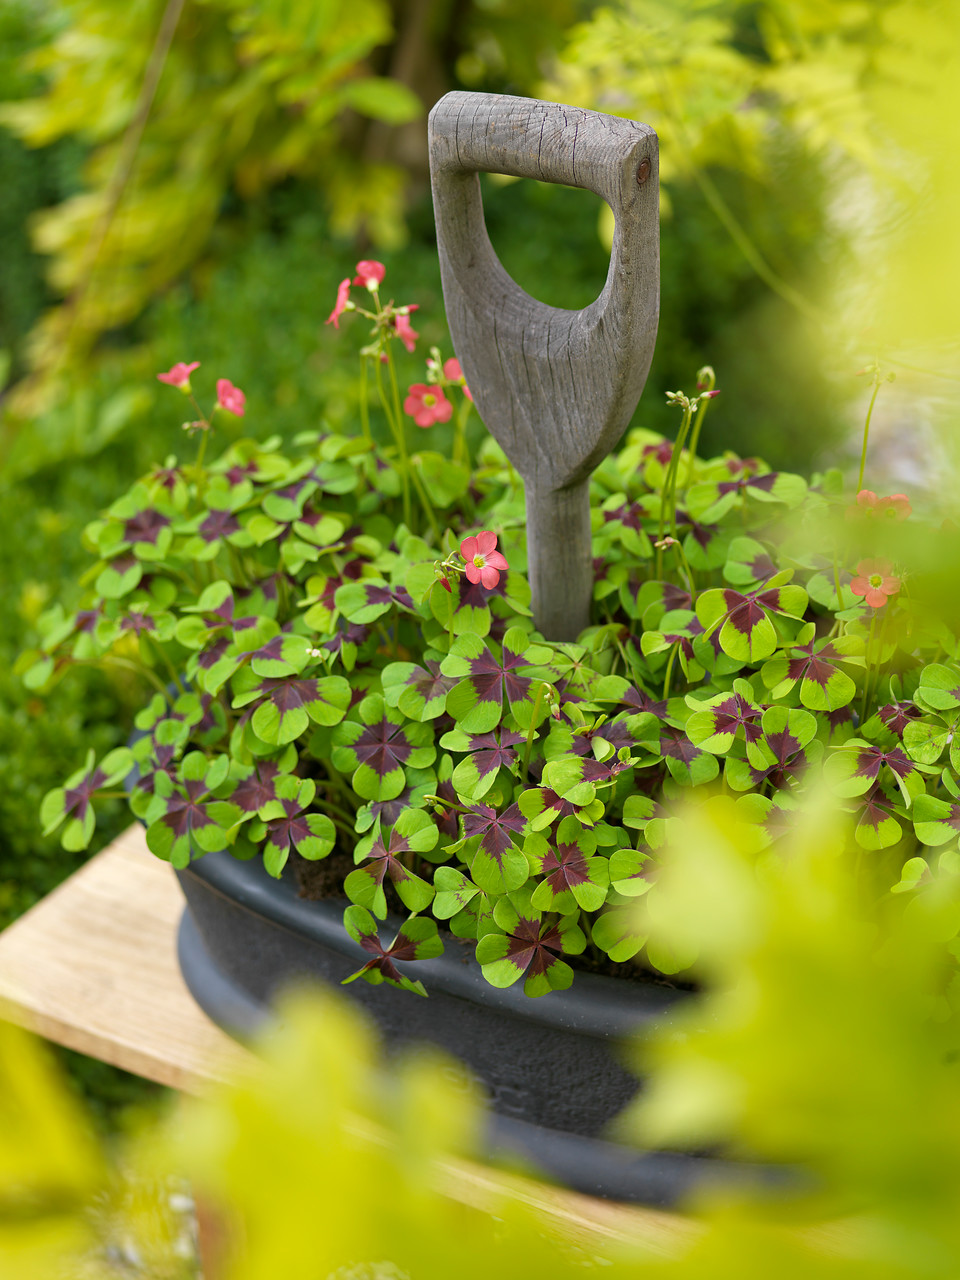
top-left (24, 235), bottom-right (958, 1204)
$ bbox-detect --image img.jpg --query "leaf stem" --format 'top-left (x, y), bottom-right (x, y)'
top-left (520, 684), bottom-right (548, 782)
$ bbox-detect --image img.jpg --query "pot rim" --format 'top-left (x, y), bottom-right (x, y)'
top-left (179, 848), bottom-right (686, 1040)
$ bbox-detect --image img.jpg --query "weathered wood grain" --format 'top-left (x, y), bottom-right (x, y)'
top-left (0, 825), bottom-right (251, 1091)
top-left (429, 91), bottom-right (660, 639)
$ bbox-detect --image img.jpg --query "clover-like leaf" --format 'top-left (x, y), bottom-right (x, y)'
top-left (145, 751), bottom-right (241, 869)
top-left (912, 793), bottom-right (960, 847)
top-left (249, 776), bottom-right (335, 877)
top-left (696, 573), bottom-right (808, 663)
top-left (444, 727), bottom-right (526, 801)
top-left (474, 889), bottom-right (586, 997)
top-left (335, 578), bottom-right (415, 625)
top-left (525, 816), bottom-right (609, 913)
top-left (342, 907), bottom-right (443, 996)
top-left (382, 658), bottom-right (456, 721)
top-left (592, 900), bottom-right (646, 962)
top-left (441, 627), bottom-right (555, 733)
top-left (915, 664), bottom-right (960, 714)
top-left (685, 679), bottom-right (764, 754)
top-left (761, 630), bottom-right (863, 711)
top-left (824, 737), bottom-right (924, 808)
top-left (344, 811), bottom-right (438, 919)
top-left (232, 670), bottom-right (351, 746)
top-left (331, 695), bottom-right (436, 801)
top-left (40, 747), bottom-right (134, 851)
top-left (461, 802), bottom-right (528, 894)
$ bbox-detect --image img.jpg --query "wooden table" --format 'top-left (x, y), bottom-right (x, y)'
top-left (0, 826), bottom-right (694, 1256)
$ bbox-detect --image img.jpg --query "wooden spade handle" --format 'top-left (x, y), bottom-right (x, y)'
top-left (429, 91), bottom-right (659, 640)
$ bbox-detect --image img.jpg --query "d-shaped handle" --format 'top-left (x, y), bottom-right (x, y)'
top-left (429, 91), bottom-right (660, 640)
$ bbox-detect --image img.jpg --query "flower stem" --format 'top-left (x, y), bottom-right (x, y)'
top-left (662, 641), bottom-right (680, 700)
top-left (832, 553), bottom-right (844, 611)
top-left (408, 456), bottom-right (443, 546)
top-left (372, 354), bottom-right (412, 528)
top-left (685, 374), bottom-right (716, 484)
top-left (358, 355), bottom-right (372, 446)
top-left (659, 401), bottom-right (694, 550)
top-left (859, 611), bottom-right (879, 724)
top-left (856, 372), bottom-right (883, 493)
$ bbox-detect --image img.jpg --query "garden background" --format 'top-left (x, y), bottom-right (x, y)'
top-left (1, 0), bottom-right (958, 1123)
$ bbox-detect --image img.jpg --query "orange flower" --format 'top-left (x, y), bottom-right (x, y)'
top-left (850, 558), bottom-right (901, 609)
top-left (849, 489), bottom-right (911, 521)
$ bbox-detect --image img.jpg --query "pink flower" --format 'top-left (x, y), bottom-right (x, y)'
top-left (850, 557), bottom-right (901, 609)
top-left (326, 278), bottom-right (351, 327)
top-left (460, 531), bottom-right (508, 590)
top-left (157, 361), bottom-right (199, 390)
top-left (848, 489), bottom-right (912, 522)
top-left (353, 260), bottom-right (385, 290)
top-left (215, 378), bottom-right (246, 417)
top-left (395, 311), bottom-right (419, 353)
top-left (443, 356), bottom-right (473, 402)
top-left (404, 383), bottom-right (453, 428)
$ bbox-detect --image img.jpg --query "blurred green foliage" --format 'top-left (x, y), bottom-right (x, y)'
top-left (3, 0), bottom-right (956, 1122)
top-left (6, 791), bottom-right (960, 1276)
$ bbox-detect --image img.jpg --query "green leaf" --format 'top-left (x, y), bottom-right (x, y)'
top-left (340, 77), bottom-right (423, 124)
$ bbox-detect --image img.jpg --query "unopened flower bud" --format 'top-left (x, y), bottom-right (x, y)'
top-left (654, 536), bottom-right (679, 550)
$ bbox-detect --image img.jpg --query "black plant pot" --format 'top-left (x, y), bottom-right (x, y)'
top-left (175, 848), bottom-right (778, 1207)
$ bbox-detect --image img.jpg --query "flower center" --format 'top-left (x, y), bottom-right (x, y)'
top-left (424, 393), bottom-right (436, 407)
top-left (869, 574), bottom-right (884, 588)
top-left (473, 554), bottom-right (485, 568)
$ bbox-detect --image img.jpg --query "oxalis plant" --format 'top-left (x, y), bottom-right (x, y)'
top-left (22, 261), bottom-right (960, 997)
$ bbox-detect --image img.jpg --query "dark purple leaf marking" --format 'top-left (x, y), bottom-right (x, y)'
top-left (852, 744), bottom-right (915, 782)
top-left (623, 685), bottom-right (668, 719)
top-left (787, 640), bottom-right (846, 691)
top-left (353, 718), bottom-right (413, 778)
top-left (716, 472), bottom-right (779, 498)
top-left (539, 842), bottom-right (592, 896)
top-left (711, 693), bottom-right (763, 744)
top-left (199, 510), bottom-right (240, 543)
top-left (119, 610), bottom-right (157, 637)
top-left (224, 461), bottom-right (258, 485)
top-left (878, 701), bottom-right (922, 739)
top-left (503, 917), bottom-right (566, 979)
top-left (659, 728), bottom-right (703, 765)
top-left (462, 802), bottom-right (525, 863)
top-left (160, 778), bottom-right (217, 839)
top-left (231, 761), bottom-right (283, 814)
top-left (462, 728), bottom-right (526, 778)
top-left (63, 768), bottom-right (108, 821)
top-left (263, 795), bottom-right (316, 859)
top-left (124, 509), bottom-right (170, 545)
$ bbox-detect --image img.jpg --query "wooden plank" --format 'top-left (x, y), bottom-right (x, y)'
top-left (0, 825), bottom-right (251, 1090)
top-left (0, 826), bottom-right (694, 1250)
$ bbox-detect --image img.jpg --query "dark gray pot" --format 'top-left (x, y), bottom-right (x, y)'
top-left (175, 848), bottom-right (779, 1207)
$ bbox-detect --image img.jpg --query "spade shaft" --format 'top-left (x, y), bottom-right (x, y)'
top-left (428, 91), bottom-right (660, 640)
